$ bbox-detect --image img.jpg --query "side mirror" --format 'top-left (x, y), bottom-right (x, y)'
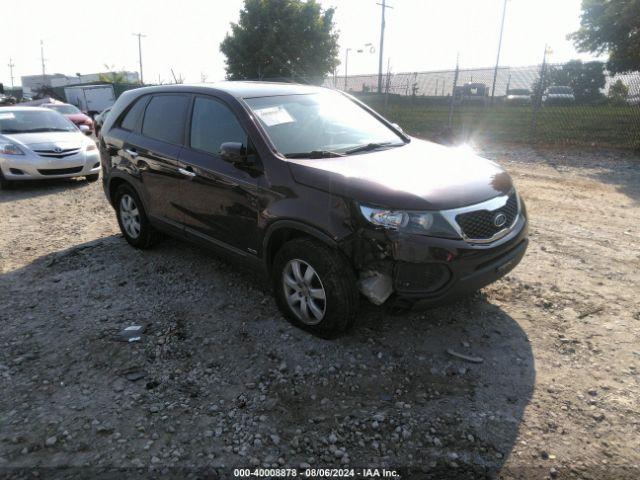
top-left (79, 124), bottom-right (92, 136)
top-left (220, 142), bottom-right (246, 163)
top-left (391, 122), bottom-right (404, 134)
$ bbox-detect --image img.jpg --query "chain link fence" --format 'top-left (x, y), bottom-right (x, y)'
top-left (319, 63), bottom-right (640, 150)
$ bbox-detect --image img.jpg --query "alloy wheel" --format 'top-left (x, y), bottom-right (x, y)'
top-left (119, 194), bottom-right (141, 239)
top-left (282, 259), bottom-right (327, 325)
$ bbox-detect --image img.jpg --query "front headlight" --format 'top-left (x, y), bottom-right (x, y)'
top-left (359, 205), bottom-right (460, 238)
top-left (0, 143), bottom-right (25, 155)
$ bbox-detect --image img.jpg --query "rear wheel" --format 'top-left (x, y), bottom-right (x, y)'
top-left (114, 184), bottom-right (161, 249)
top-left (272, 237), bottom-right (359, 338)
top-left (86, 173), bottom-right (99, 182)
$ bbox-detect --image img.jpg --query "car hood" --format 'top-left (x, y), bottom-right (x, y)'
top-left (287, 138), bottom-right (513, 210)
top-left (1, 131), bottom-right (87, 150)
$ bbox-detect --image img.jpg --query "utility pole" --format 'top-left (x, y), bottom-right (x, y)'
top-left (344, 48), bottom-right (351, 91)
top-left (40, 40), bottom-right (47, 81)
top-left (377, 0), bottom-right (393, 94)
top-left (7, 58), bottom-right (15, 89)
top-left (531, 44), bottom-right (551, 142)
top-left (448, 53), bottom-right (460, 129)
top-left (133, 33), bottom-right (146, 84)
top-left (491, 0), bottom-right (508, 103)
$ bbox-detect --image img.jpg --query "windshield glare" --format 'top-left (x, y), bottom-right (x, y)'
top-left (47, 104), bottom-right (81, 115)
top-left (0, 110), bottom-right (77, 134)
top-left (244, 92), bottom-right (404, 156)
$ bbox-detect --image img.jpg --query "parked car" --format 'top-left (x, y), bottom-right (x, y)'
top-left (505, 88), bottom-right (532, 106)
top-left (543, 86), bottom-right (575, 106)
top-left (0, 94), bottom-right (17, 106)
top-left (94, 107), bottom-right (111, 138)
top-left (0, 106), bottom-right (100, 188)
top-left (100, 83), bottom-right (528, 337)
top-left (42, 103), bottom-right (94, 134)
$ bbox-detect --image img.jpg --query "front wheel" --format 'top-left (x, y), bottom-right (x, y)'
top-left (0, 171), bottom-right (10, 190)
top-left (272, 237), bottom-right (359, 338)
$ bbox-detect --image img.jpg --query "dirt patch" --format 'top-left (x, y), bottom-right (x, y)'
top-left (0, 147), bottom-right (639, 478)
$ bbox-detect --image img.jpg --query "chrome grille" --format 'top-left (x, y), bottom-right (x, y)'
top-left (33, 147), bottom-right (81, 159)
top-left (455, 193), bottom-right (518, 241)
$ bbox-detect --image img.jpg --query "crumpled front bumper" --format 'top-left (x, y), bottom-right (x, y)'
top-left (353, 213), bottom-right (529, 307)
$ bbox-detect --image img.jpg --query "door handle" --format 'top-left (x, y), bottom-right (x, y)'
top-left (178, 167), bottom-right (196, 178)
top-left (124, 148), bottom-right (138, 158)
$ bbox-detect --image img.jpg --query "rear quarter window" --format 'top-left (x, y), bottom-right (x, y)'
top-left (119, 97), bottom-right (148, 131)
top-left (142, 95), bottom-right (190, 145)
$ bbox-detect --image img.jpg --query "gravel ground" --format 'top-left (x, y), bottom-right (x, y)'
top-left (0, 146), bottom-right (639, 479)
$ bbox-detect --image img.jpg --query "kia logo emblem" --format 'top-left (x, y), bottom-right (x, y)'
top-left (494, 212), bottom-right (508, 228)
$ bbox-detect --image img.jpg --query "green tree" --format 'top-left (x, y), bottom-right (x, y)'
top-left (569, 0), bottom-right (640, 74)
top-left (532, 60), bottom-right (606, 104)
top-left (220, 0), bottom-right (339, 82)
top-left (98, 64), bottom-right (128, 83)
top-left (608, 79), bottom-right (629, 105)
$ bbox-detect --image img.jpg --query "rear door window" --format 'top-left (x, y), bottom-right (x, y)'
top-left (142, 95), bottom-right (190, 145)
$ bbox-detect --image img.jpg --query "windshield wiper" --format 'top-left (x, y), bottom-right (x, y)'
top-left (16, 128), bottom-right (64, 133)
top-left (345, 142), bottom-right (400, 155)
top-left (285, 150), bottom-right (346, 159)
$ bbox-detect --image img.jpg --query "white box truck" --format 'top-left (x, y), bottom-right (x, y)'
top-left (64, 85), bottom-right (116, 117)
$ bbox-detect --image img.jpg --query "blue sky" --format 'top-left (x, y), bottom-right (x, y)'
top-left (1, 0), bottom-right (599, 87)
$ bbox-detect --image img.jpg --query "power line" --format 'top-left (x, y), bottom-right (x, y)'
top-left (132, 33), bottom-right (146, 84)
top-left (377, 0), bottom-right (393, 94)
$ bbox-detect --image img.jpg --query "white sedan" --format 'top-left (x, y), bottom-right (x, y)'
top-left (0, 106), bottom-right (100, 189)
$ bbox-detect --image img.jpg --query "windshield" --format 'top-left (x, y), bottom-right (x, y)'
top-left (0, 109), bottom-right (77, 134)
top-left (244, 91), bottom-right (405, 157)
top-left (46, 104), bottom-right (82, 115)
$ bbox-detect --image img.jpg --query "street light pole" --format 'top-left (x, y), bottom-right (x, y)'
top-left (491, 0), bottom-right (508, 103)
top-left (133, 33), bottom-right (146, 85)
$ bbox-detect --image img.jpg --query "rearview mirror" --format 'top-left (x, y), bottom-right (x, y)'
top-left (220, 142), bottom-right (246, 163)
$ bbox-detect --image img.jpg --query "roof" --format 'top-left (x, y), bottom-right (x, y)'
top-left (127, 81), bottom-right (327, 99)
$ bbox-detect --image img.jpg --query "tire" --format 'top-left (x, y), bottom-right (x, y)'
top-left (86, 173), bottom-right (99, 182)
top-left (0, 171), bottom-right (10, 190)
top-left (114, 184), bottom-right (161, 249)
top-left (272, 237), bottom-right (359, 338)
